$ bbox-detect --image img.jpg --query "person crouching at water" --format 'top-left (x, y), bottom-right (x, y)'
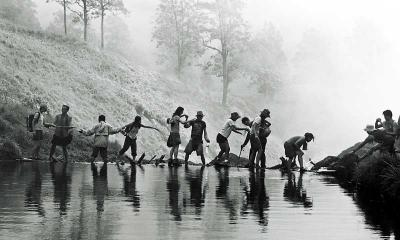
top-left (350, 125), bottom-right (395, 159)
top-left (183, 111), bottom-right (210, 166)
top-left (283, 133), bottom-right (314, 172)
top-left (119, 116), bottom-right (160, 165)
top-left (167, 106), bottom-right (189, 165)
top-left (216, 112), bottom-right (250, 162)
top-left (79, 115), bottom-right (121, 163)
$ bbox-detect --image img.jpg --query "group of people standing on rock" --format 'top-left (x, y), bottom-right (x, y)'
top-left (350, 109), bottom-right (400, 160)
top-left (166, 106), bottom-right (315, 171)
top-left (30, 104), bottom-right (315, 170)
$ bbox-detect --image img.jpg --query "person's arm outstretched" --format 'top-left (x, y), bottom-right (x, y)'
top-left (141, 124), bottom-right (161, 132)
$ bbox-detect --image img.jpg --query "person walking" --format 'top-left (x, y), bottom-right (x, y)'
top-left (167, 107), bottom-right (188, 166)
top-left (49, 105), bottom-right (73, 163)
top-left (216, 112), bottom-right (249, 162)
top-left (183, 111), bottom-right (210, 166)
top-left (119, 116), bottom-right (160, 165)
top-left (79, 115), bottom-right (121, 163)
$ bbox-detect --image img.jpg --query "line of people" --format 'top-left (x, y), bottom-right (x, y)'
top-left (29, 104), bottom-right (315, 170)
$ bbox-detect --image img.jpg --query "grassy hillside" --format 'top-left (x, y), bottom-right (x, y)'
top-left (0, 19), bottom-right (281, 164)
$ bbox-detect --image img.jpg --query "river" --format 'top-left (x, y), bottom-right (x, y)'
top-left (0, 161), bottom-right (398, 240)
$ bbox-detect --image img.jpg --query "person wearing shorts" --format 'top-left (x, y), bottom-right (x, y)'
top-left (49, 105), bottom-right (73, 162)
top-left (184, 111), bottom-right (210, 165)
top-left (119, 116), bottom-right (160, 165)
top-left (80, 115), bottom-right (121, 163)
top-left (216, 112), bottom-right (249, 162)
top-left (167, 106), bottom-right (188, 164)
top-left (283, 132), bottom-right (314, 172)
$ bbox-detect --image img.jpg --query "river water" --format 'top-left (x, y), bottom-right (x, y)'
top-left (0, 161), bottom-right (398, 240)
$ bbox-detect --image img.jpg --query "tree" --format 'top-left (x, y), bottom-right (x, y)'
top-left (199, 0), bottom-right (249, 105)
top-left (0, 0), bottom-right (40, 30)
top-left (93, 0), bottom-right (127, 49)
top-left (103, 16), bottom-right (135, 58)
top-left (69, 0), bottom-right (96, 41)
top-left (153, 0), bottom-right (204, 79)
top-left (46, 10), bottom-right (82, 39)
top-left (240, 23), bottom-right (288, 96)
top-left (46, 0), bottom-right (73, 35)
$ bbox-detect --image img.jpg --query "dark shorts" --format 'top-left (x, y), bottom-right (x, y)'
top-left (33, 130), bottom-right (43, 141)
top-left (51, 135), bottom-right (73, 146)
top-left (216, 133), bottom-right (230, 152)
top-left (167, 132), bottom-right (181, 147)
top-left (250, 134), bottom-right (261, 151)
top-left (185, 139), bottom-right (203, 156)
top-left (216, 133), bottom-right (228, 144)
top-left (92, 147), bottom-right (107, 159)
top-left (284, 142), bottom-right (297, 158)
top-left (119, 136), bottom-right (137, 157)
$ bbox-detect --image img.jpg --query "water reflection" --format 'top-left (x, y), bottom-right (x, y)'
top-left (167, 167), bottom-right (181, 221)
top-left (215, 166), bottom-right (240, 221)
top-left (241, 169), bottom-right (269, 226)
top-left (50, 162), bottom-right (72, 214)
top-left (116, 164), bottom-right (141, 211)
top-left (24, 162), bottom-right (45, 217)
top-left (283, 172), bottom-right (313, 208)
top-left (184, 165), bottom-right (206, 216)
top-left (91, 162), bottom-right (108, 212)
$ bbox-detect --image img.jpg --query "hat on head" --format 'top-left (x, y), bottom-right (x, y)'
top-left (364, 125), bottom-right (375, 132)
top-left (39, 104), bottom-right (48, 111)
top-left (260, 109), bottom-right (270, 117)
top-left (231, 112), bottom-right (240, 118)
top-left (196, 111), bottom-right (204, 116)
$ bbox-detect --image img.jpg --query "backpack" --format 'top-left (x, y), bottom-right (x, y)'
top-left (26, 112), bottom-right (40, 132)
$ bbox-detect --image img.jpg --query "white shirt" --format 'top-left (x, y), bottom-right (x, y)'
top-left (250, 116), bottom-right (261, 136)
top-left (219, 119), bottom-right (236, 138)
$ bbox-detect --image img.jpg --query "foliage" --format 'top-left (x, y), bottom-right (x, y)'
top-left (0, 0), bottom-right (40, 30)
top-left (153, 0), bottom-right (204, 78)
top-left (239, 23), bottom-right (288, 96)
top-left (199, 0), bottom-right (249, 104)
top-left (46, 11), bottom-right (83, 39)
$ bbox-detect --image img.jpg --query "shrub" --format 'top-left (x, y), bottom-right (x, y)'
top-left (0, 117), bottom-right (11, 132)
top-left (0, 140), bottom-right (22, 160)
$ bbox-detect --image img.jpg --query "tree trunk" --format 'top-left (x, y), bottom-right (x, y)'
top-left (63, 0), bottom-right (67, 35)
top-left (177, 45), bottom-right (182, 80)
top-left (222, 51), bottom-right (228, 105)
top-left (83, 0), bottom-right (87, 41)
top-left (100, 0), bottom-right (104, 49)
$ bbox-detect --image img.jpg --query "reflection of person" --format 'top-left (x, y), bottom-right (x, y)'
top-left (116, 162), bottom-right (140, 211)
top-left (166, 167), bottom-right (181, 221)
top-left (283, 172), bottom-right (312, 208)
top-left (91, 163), bottom-right (108, 212)
top-left (184, 166), bottom-right (206, 215)
top-left (184, 111), bottom-right (210, 166)
top-left (25, 162), bottom-right (45, 216)
top-left (215, 166), bottom-right (238, 220)
top-left (50, 162), bottom-right (72, 214)
top-left (242, 169), bottom-right (269, 226)
top-left (49, 105), bottom-right (73, 163)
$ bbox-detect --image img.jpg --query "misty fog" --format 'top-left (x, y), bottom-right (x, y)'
top-left (32, 0), bottom-right (400, 161)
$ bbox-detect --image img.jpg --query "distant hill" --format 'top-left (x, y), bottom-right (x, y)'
top-left (0, 19), bottom-right (281, 165)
